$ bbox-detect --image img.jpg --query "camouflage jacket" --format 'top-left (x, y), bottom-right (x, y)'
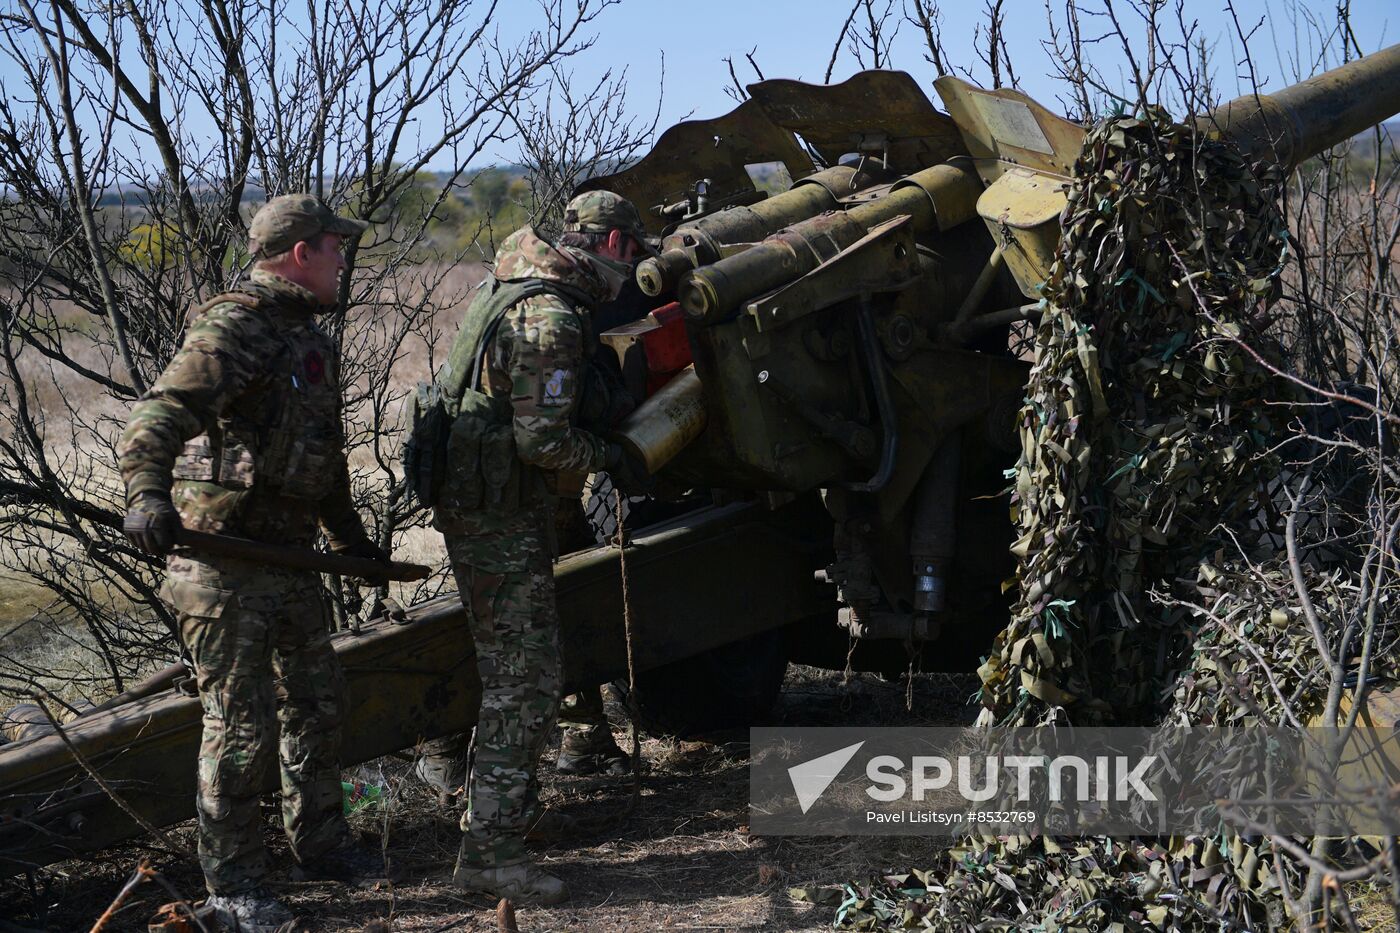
top-left (117, 269), bottom-right (367, 548)
top-left (437, 228), bottom-right (617, 538)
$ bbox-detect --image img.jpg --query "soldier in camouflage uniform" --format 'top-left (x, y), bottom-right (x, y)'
top-left (433, 191), bottom-right (652, 904)
top-left (118, 195), bottom-right (388, 932)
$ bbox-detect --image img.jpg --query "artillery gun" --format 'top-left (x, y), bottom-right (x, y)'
top-left (3, 45), bottom-right (1399, 877)
top-left (596, 43), bottom-right (1400, 663)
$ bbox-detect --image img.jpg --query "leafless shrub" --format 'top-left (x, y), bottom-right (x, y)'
top-left (721, 47), bottom-right (765, 104)
top-left (0, 0), bottom-right (636, 699)
top-left (504, 59), bottom-right (665, 239)
top-left (825, 0), bottom-right (901, 82)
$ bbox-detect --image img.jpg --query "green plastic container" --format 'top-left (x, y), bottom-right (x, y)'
top-left (341, 779), bottom-right (384, 815)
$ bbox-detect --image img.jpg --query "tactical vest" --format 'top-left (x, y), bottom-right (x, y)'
top-left (170, 291), bottom-right (340, 504)
top-left (405, 276), bottom-right (588, 518)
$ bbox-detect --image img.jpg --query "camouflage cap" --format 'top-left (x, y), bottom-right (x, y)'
top-left (563, 190), bottom-right (651, 243)
top-left (249, 194), bottom-right (368, 258)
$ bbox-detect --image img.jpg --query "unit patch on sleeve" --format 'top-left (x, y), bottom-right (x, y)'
top-left (541, 368), bottom-right (573, 406)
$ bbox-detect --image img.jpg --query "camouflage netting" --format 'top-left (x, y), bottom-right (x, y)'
top-left (1164, 558), bottom-right (1399, 726)
top-left (798, 108), bottom-right (1400, 929)
top-left (977, 107), bottom-right (1291, 728)
top-left (798, 558), bottom-right (1400, 929)
top-left (794, 835), bottom-right (1287, 930)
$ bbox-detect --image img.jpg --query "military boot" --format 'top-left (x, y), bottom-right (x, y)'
top-left (556, 725), bottom-right (630, 776)
top-left (452, 858), bottom-right (568, 905)
top-left (414, 732), bottom-right (469, 804)
top-left (204, 888), bottom-right (293, 932)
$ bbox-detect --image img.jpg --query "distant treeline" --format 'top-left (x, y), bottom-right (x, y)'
top-left (96, 166), bottom-right (536, 271)
top-left (89, 165), bottom-right (527, 209)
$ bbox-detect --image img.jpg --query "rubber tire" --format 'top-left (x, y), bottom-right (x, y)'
top-left (614, 627), bottom-right (788, 738)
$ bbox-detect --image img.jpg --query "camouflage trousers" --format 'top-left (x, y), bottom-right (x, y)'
top-left (445, 528), bottom-right (563, 868)
top-left (166, 554), bottom-right (350, 895)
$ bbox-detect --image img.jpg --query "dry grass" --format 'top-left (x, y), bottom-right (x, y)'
top-left (0, 667), bottom-right (981, 931)
top-left (0, 579), bottom-right (51, 628)
top-left (0, 298), bottom-right (130, 630)
top-left (1349, 885), bottom-right (1398, 931)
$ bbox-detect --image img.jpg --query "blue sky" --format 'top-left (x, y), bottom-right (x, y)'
top-left (0, 0), bottom-right (1393, 173)
top-left (485, 0), bottom-right (1395, 165)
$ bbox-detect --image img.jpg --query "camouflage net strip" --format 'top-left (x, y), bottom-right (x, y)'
top-left (978, 106), bottom-right (1290, 727)
top-left (795, 108), bottom-right (1400, 929)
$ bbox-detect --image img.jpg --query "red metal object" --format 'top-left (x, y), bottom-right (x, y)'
top-left (600, 302), bottom-right (695, 398)
top-left (639, 302), bottom-right (693, 395)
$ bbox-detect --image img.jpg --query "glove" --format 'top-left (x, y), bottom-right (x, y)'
top-left (606, 444), bottom-right (655, 496)
top-left (579, 359), bottom-right (637, 432)
top-left (332, 537), bottom-right (391, 564)
top-left (123, 491), bottom-right (181, 556)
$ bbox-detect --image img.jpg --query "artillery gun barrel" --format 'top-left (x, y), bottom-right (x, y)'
top-left (678, 43), bottom-right (1400, 326)
top-left (676, 161), bottom-right (982, 324)
top-left (637, 165), bottom-right (889, 297)
top-left (1205, 42), bottom-right (1400, 170)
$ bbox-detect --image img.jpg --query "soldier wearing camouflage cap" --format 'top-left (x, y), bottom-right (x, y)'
top-left (543, 192), bottom-right (657, 780)
top-left (118, 193), bottom-right (386, 932)
top-left (548, 189), bottom-right (655, 781)
top-left (561, 189), bottom-right (657, 247)
top-left (427, 191), bottom-right (652, 904)
top-left (247, 192), bottom-right (369, 259)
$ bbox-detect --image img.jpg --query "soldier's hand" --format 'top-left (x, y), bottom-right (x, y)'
top-left (123, 492), bottom-right (181, 556)
top-left (606, 444), bottom-right (655, 496)
top-left (333, 537), bottom-right (391, 564)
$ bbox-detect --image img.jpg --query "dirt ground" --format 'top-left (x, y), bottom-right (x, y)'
top-left (0, 667), bottom-right (979, 932)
